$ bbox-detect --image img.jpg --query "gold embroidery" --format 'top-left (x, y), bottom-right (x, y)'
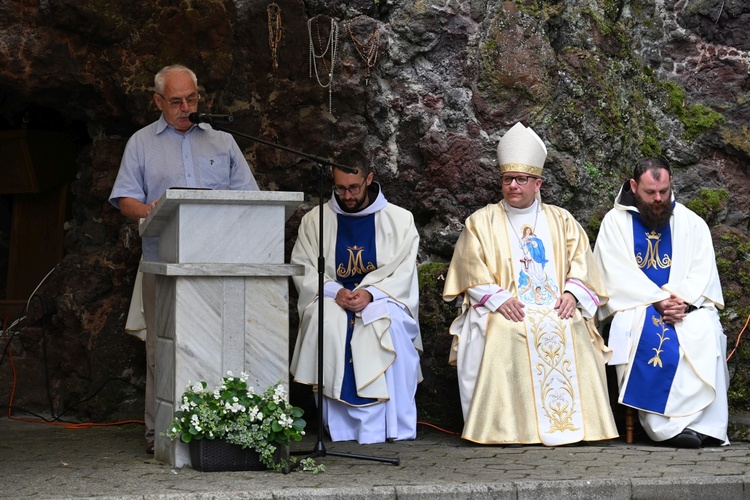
top-left (636, 230), bottom-right (672, 270)
top-left (647, 315), bottom-right (670, 368)
top-left (529, 309), bottom-right (580, 433)
top-left (336, 245), bottom-right (376, 278)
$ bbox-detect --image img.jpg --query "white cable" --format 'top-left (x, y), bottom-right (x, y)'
top-left (2, 264), bottom-right (57, 337)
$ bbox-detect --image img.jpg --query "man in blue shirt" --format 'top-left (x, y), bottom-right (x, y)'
top-left (109, 64), bottom-right (258, 453)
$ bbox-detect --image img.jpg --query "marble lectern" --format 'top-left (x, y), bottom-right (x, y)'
top-left (138, 189), bottom-right (304, 467)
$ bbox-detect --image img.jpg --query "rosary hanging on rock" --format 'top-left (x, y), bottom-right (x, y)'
top-left (266, 3), bottom-right (282, 72)
top-left (346, 16), bottom-right (381, 86)
top-left (308, 14), bottom-right (339, 114)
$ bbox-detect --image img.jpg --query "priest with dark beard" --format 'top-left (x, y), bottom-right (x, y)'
top-left (594, 157), bottom-right (729, 448)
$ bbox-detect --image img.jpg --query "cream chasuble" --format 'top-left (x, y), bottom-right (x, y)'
top-left (290, 194), bottom-right (423, 403)
top-left (444, 202), bottom-right (617, 445)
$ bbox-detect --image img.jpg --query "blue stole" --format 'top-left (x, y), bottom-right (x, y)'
top-left (621, 212), bottom-right (679, 413)
top-left (335, 213), bottom-right (377, 405)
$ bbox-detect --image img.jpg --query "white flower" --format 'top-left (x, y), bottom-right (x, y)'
top-left (249, 406), bottom-right (260, 421)
top-left (190, 381), bottom-right (203, 393)
top-left (278, 414), bottom-right (294, 429)
top-left (190, 414), bottom-right (203, 432)
top-left (240, 371), bottom-right (249, 382)
top-left (272, 384), bottom-right (286, 404)
top-left (226, 402), bottom-right (245, 413)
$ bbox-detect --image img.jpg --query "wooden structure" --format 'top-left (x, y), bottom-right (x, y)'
top-left (0, 130), bottom-right (77, 320)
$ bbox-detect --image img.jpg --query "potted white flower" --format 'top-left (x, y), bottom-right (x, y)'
top-left (166, 371), bottom-right (321, 473)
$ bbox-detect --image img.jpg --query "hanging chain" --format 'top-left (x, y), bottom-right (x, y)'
top-left (266, 3), bottom-right (282, 72)
top-left (347, 17), bottom-right (381, 86)
top-left (308, 15), bottom-right (339, 114)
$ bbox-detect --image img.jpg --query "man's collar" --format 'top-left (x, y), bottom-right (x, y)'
top-left (155, 114), bottom-right (204, 135)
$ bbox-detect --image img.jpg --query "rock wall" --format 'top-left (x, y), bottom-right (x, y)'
top-left (0, 0), bottom-right (748, 431)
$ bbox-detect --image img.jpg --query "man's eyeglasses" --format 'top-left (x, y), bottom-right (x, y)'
top-left (501, 175), bottom-right (537, 186)
top-left (158, 93), bottom-right (201, 108)
top-left (333, 179), bottom-right (367, 196)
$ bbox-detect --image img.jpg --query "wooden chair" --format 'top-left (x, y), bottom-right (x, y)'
top-left (606, 362), bottom-right (640, 444)
top-left (624, 406), bottom-right (636, 444)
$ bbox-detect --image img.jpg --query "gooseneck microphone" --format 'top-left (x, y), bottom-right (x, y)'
top-left (188, 112), bottom-right (234, 124)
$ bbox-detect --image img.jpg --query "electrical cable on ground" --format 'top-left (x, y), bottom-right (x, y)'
top-left (417, 421), bottom-right (459, 435)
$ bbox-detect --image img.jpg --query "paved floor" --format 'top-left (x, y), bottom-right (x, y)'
top-left (1, 417), bottom-right (749, 499)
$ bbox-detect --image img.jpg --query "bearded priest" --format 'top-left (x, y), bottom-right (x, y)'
top-left (594, 157), bottom-right (729, 449)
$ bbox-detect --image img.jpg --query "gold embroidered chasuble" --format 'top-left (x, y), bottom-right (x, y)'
top-left (444, 202), bottom-right (618, 445)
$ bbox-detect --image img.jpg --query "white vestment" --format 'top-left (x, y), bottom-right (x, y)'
top-left (594, 186), bottom-right (729, 444)
top-left (290, 185), bottom-right (423, 444)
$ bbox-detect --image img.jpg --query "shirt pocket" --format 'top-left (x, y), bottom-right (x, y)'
top-left (198, 155), bottom-right (232, 189)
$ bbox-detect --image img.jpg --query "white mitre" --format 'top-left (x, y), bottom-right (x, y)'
top-left (497, 122), bottom-right (547, 177)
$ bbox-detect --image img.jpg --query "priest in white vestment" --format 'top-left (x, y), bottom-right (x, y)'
top-left (290, 150), bottom-right (423, 444)
top-left (443, 123), bottom-right (618, 446)
top-left (594, 157), bottom-right (729, 448)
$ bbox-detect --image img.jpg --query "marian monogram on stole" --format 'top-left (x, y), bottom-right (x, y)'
top-left (635, 228), bottom-right (673, 369)
top-left (635, 230), bottom-right (672, 270)
top-left (620, 223), bottom-right (680, 413)
top-left (337, 245), bottom-right (376, 278)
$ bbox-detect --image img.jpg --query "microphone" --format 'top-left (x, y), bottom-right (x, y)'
top-left (188, 112), bottom-right (234, 124)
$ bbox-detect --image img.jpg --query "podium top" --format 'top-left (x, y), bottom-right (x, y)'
top-left (139, 189), bottom-right (304, 237)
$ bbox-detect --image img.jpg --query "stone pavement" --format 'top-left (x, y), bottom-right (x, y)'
top-left (2, 417), bottom-right (750, 500)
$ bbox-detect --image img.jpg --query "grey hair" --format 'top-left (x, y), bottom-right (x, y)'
top-left (154, 65), bottom-right (198, 94)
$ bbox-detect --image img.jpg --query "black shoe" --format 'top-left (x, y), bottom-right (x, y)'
top-left (146, 441), bottom-right (155, 454)
top-left (662, 429), bottom-right (702, 449)
top-left (698, 433), bottom-right (722, 447)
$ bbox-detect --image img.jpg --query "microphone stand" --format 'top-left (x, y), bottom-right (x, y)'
top-left (208, 120), bottom-right (401, 472)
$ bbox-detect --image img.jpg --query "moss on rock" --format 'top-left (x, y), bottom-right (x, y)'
top-left (663, 81), bottom-right (725, 140)
top-left (684, 188), bottom-right (730, 223)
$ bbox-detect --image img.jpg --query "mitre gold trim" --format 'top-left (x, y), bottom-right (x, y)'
top-left (499, 163), bottom-right (543, 177)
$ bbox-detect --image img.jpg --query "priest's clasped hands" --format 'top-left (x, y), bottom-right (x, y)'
top-left (335, 288), bottom-right (373, 313)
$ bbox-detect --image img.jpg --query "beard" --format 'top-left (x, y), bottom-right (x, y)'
top-left (337, 193), bottom-right (369, 213)
top-left (633, 192), bottom-right (674, 231)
